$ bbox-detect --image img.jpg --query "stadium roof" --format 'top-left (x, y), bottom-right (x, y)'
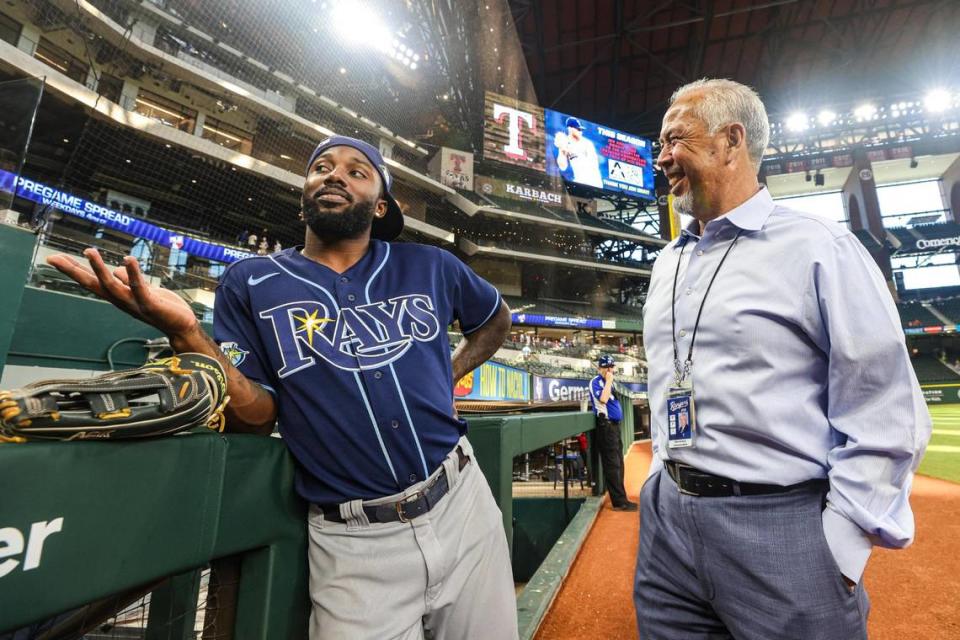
top-left (508, 0), bottom-right (960, 137)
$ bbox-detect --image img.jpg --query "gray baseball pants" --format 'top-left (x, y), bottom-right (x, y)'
top-left (306, 437), bottom-right (519, 640)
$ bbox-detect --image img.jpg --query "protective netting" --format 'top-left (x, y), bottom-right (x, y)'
top-left (1, 563), bottom-right (238, 640)
top-left (0, 0), bottom-right (656, 315)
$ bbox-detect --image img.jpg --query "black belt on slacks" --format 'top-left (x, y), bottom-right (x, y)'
top-left (665, 460), bottom-right (827, 498)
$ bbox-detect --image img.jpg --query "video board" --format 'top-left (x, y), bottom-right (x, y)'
top-left (544, 109), bottom-right (655, 199)
top-left (482, 91), bottom-right (654, 200)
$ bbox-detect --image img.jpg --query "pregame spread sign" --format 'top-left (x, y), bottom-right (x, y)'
top-left (483, 92), bottom-right (546, 172)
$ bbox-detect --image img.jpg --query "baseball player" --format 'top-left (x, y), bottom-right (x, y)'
top-left (589, 355), bottom-right (637, 511)
top-left (46, 135), bottom-right (518, 639)
top-left (554, 117), bottom-right (604, 189)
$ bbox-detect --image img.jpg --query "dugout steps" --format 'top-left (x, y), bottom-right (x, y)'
top-left (516, 496), bottom-right (603, 640)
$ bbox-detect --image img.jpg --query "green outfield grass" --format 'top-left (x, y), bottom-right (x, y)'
top-left (918, 404), bottom-right (960, 484)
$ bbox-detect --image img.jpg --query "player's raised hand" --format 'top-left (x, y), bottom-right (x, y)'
top-left (46, 249), bottom-right (199, 337)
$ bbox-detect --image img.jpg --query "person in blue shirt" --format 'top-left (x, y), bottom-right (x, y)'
top-left (589, 355), bottom-right (638, 511)
top-left (46, 135), bottom-right (518, 640)
top-left (638, 78), bottom-right (931, 639)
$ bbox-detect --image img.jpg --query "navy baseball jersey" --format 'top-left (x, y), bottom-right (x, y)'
top-left (590, 375), bottom-right (622, 421)
top-left (213, 240), bottom-right (502, 505)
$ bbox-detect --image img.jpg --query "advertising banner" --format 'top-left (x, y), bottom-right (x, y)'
top-left (455, 360), bottom-right (530, 402)
top-left (544, 109), bottom-right (655, 199)
top-left (921, 384), bottom-right (960, 404)
top-left (763, 145), bottom-right (913, 177)
top-left (474, 175), bottom-right (565, 208)
top-left (483, 92), bottom-right (546, 172)
top-left (532, 375), bottom-right (592, 403)
top-left (0, 169), bottom-right (254, 264)
top-left (511, 311), bottom-right (615, 330)
top-left (893, 222), bottom-right (960, 255)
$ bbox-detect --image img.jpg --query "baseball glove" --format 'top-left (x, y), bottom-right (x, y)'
top-left (0, 353), bottom-right (229, 443)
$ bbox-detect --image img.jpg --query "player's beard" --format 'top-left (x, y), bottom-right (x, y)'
top-left (301, 195), bottom-right (377, 240)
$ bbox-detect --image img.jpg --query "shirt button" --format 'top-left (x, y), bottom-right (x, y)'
top-left (374, 371), bottom-right (383, 379)
top-left (408, 474), bottom-right (418, 483)
top-left (679, 329), bottom-right (688, 337)
top-left (685, 288), bottom-right (692, 295)
top-left (391, 419), bottom-right (400, 429)
top-left (696, 250), bottom-right (704, 257)
top-left (340, 276), bottom-right (349, 283)
top-left (347, 293), bottom-right (356, 302)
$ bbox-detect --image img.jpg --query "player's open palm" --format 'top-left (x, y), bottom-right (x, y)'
top-left (46, 248), bottom-right (198, 337)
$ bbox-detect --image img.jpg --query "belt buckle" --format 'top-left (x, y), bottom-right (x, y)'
top-left (396, 491), bottom-right (423, 523)
top-left (672, 462), bottom-right (700, 497)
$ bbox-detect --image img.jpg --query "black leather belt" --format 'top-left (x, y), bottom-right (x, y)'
top-left (321, 448), bottom-right (470, 524)
top-left (665, 460), bottom-right (826, 498)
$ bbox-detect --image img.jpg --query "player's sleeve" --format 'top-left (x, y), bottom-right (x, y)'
top-left (213, 279), bottom-right (276, 395)
top-left (441, 250), bottom-right (502, 335)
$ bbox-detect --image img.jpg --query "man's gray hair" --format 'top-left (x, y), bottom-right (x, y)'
top-left (670, 78), bottom-right (770, 171)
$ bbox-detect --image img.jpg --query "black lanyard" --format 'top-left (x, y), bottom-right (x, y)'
top-left (670, 228), bottom-right (743, 385)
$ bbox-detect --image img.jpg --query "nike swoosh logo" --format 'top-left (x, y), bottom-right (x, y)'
top-left (247, 272), bottom-right (280, 286)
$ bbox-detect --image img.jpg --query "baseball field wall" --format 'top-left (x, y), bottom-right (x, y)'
top-left (0, 431), bottom-right (311, 636)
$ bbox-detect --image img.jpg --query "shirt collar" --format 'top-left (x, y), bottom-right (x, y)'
top-left (723, 186), bottom-right (774, 231)
top-left (679, 187), bottom-right (775, 240)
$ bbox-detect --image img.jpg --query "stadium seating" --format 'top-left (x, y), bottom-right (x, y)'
top-left (910, 355), bottom-right (960, 383)
top-left (897, 301), bottom-right (942, 328)
top-left (931, 298), bottom-right (960, 325)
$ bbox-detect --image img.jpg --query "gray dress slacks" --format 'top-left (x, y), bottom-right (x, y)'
top-left (635, 469), bottom-right (870, 640)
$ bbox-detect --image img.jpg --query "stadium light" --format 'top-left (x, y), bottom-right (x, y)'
top-left (854, 103), bottom-right (877, 122)
top-left (924, 88), bottom-right (952, 113)
top-left (330, 2), bottom-right (421, 71)
top-left (331, 3), bottom-right (388, 44)
top-left (785, 112), bottom-right (808, 132)
top-left (817, 109), bottom-right (836, 126)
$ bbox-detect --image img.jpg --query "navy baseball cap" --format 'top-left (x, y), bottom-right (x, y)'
top-left (565, 117), bottom-right (583, 130)
top-left (598, 355), bottom-right (616, 368)
top-left (306, 135), bottom-right (404, 241)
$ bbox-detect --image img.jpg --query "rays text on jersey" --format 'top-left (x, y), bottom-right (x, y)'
top-left (259, 294), bottom-right (442, 375)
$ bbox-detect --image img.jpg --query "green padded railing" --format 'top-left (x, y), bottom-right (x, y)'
top-left (0, 223), bottom-right (37, 380)
top-left (468, 411), bottom-right (598, 547)
top-left (0, 412), bottom-right (628, 637)
top-left (0, 432), bottom-right (310, 637)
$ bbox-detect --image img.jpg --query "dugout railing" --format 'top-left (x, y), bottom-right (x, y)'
top-left (0, 412), bottom-right (609, 638)
top-left (0, 431), bottom-right (311, 638)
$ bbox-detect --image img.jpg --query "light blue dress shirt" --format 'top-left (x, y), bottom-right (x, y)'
top-left (643, 187), bottom-right (931, 583)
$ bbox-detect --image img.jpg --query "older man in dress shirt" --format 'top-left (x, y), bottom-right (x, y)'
top-left (635, 78), bottom-right (931, 640)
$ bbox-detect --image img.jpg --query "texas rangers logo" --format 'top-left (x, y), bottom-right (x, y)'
top-left (259, 294), bottom-right (441, 376)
